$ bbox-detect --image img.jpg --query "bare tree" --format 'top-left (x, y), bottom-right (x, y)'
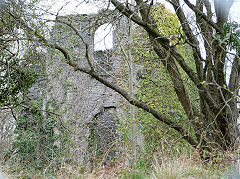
top-left (112, 0), bottom-right (240, 152)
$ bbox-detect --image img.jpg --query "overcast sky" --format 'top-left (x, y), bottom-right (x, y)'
top-left (36, 0), bottom-right (239, 51)
top-left (0, 0), bottom-right (239, 19)
top-left (40, 0), bottom-right (240, 21)
top-left (0, 0), bottom-right (239, 51)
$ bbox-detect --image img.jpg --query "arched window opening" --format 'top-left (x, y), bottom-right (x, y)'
top-left (94, 23), bottom-right (113, 51)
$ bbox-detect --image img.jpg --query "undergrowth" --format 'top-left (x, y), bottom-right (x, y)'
top-left (1, 150), bottom-right (239, 179)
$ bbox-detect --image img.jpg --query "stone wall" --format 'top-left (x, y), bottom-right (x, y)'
top-left (0, 110), bottom-right (15, 161)
top-left (0, 10), bottom-right (145, 166)
top-left (44, 12), bottom-right (124, 164)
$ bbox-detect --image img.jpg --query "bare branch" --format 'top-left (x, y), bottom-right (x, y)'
top-left (183, 0), bottom-right (224, 34)
top-left (11, 9), bottom-right (199, 148)
top-left (169, 0), bottom-right (204, 81)
top-left (55, 18), bottom-right (94, 71)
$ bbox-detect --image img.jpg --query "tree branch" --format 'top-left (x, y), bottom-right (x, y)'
top-left (17, 15), bottom-right (198, 148)
top-left (183, 0), bottom-right (224, 34)
top-left (55, 18), bottom-right (94, 71)
top-left (229, 55), bottom-right (240, 93)
top-left (169, 0), bottom-right (204, 81)
top-left (51, 38), bottom-right (199, 148)
top-left (111, 0), bottom-right (170, 47)
top-left (76, 67), bottom-right (199, 148)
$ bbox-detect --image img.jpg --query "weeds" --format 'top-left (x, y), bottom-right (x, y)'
top-left (1, 151), bottom-right (238, 179)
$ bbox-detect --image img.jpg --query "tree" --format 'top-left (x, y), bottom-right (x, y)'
top-left (132, 4), bottom-right (198, 156)
top-left (0, 1), bottom-right (38, 110)
top-left (4, 0), bottom-right (240, 156)
top-left (115, 0), bottom-right (240, 154)
top-left (0, 2), bottom-right (71, 170)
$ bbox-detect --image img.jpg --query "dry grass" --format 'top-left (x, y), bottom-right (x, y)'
top-left (86, 154), bottom-right (131, 179)
top-left (150, 154), bottom-right (234, 179)
top-left (2, 152), bottom-right (239, 179)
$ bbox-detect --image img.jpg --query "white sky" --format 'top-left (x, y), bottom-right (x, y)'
top-left (38, 0), bottom-right (110, 15)
top-left (38, 0), bottom-right (113, 51)
top-left (38, 0), bottom-right (240, 52)
top-left (94, 23), bottom-right (113, 51)
top-left (157, 0), bottom-right (240, 22)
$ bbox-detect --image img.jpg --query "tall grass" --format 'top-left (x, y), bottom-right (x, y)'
top-left (151, 155), bottom-right (232, 179)
top-left (1, 151), bottom-right (238, 178)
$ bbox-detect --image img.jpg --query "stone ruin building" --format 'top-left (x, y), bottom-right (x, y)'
top-left (45, 11), bottom-right (126, 164)
top-left (0, 10), bottom-right (144, 166)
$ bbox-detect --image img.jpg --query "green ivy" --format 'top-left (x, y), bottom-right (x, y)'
top-left (131, 4), bottom-right (197, 158)
top-left (222, 21), bottom-right (240, 52)
top-left (9, 107), bottom-right (70, 172)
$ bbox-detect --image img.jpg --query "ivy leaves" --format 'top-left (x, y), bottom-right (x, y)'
top-left (220, 21), bottom-right (240, 52)
top-left (0, 62), bottom-right (38, 107)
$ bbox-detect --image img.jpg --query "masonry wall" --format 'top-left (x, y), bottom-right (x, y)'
top-left (44, 12), bottom-right (124, 164)
top-left (0, 11), bottom-right (145, 166)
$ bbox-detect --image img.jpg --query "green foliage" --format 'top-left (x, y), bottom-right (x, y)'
top-left (130, 4), bottom-right (198, 157)
top-left (153, 5), bottom-right (182, 40)
top-left (13, 114), bottom-right (55, 168)
top-left (0, 1), bottom-right (43, 108)
top-left (9, 106), bottom-right (70, 172)
top-left (119, 159), bottom-right (150, 179)
top-left (0, 65), bottom-right (38, 107)
top-left (6, 90), bottom-right (70, 174)
top-left (222, 21), bottom-right (240, 52)
top-left (119, 170), bottom-right (146, 179)
top-left (0, 1), bottom-right (71, 174)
